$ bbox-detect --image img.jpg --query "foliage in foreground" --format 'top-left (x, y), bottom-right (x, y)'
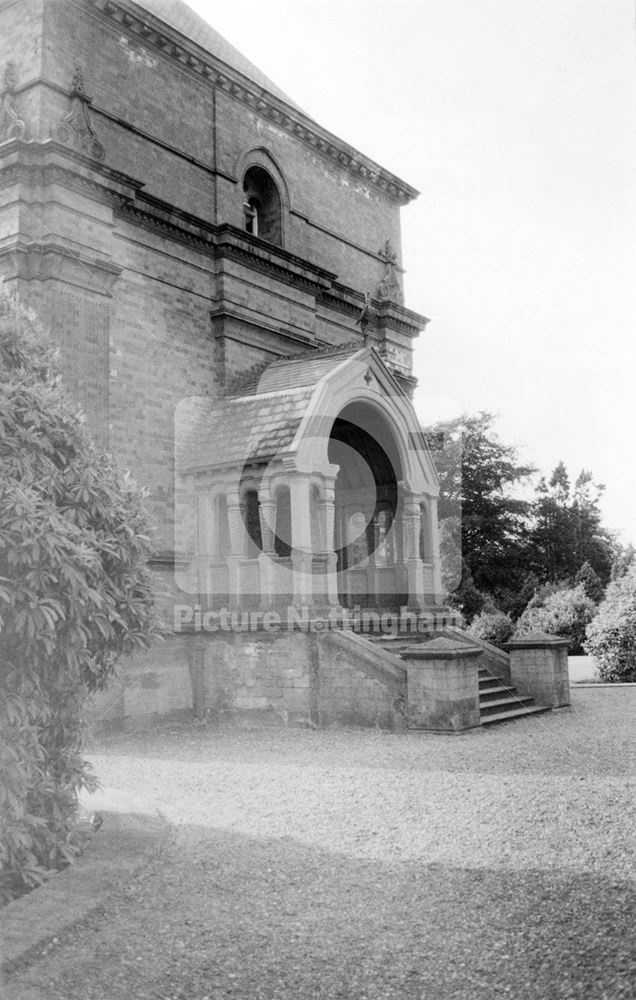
top-left (584, 568), bottom-right (636, 682)
top-left (0, 287), bottom-right (158, 901)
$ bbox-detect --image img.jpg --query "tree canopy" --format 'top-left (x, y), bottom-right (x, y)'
top-left (426, 411), bottom-right (624, 621)
top-left (429, 412), bottom-right (535, 610)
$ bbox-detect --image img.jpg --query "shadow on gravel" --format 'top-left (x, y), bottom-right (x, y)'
top-left (5, 824), bottom-right (636, 1000)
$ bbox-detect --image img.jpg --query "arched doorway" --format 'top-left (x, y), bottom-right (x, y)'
top-left (328, 401), bottom-right (407, 611)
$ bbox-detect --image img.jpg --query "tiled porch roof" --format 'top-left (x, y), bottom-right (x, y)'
top-left (256, 343), bottom-right (364, 393)
top-left (179, 386), bottom-right (314, 472)
top-left (179, 345), bottom-right (380, 473)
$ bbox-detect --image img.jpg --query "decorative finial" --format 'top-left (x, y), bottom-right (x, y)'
top-left (54, 66), bottom-right (105, 161)
top-left (70, 66), bottom-right (85, 97)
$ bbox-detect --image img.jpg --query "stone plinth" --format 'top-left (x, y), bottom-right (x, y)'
top-left (505, 632), bottom-right (570, 708)
top-left (401, 637), bottom-right (482, 732)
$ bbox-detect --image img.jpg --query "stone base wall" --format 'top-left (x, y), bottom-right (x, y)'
top-left (313, 631), bottom-right (407, 730)
top-left (197, 630), bottom-right (407, 729)
top-left (89, 628), bottom-right (408, 732)
top-left (88, 636), bottom-right (192, 733)
top-left (198, 631), bottom-right (313, 727)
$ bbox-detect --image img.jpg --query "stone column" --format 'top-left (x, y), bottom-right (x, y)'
top-left (257, 493), bottom-right (277, 609)
top-left (400, 636), bottom-right (482, 731)
top-left (318, 477), bottom-right (340, 608)
top-left (226, 488), bottom-right (245, 610)
top-left (505, 632), bottom-right (570, 708)
top-left (289, 472), bottom-right (314, 609)
top-left (401, 492), bottom-right (425, 612)
top-left (195, 490), bottom-right (211, 598)
top-left (424, 496), bottom-right (443, 604)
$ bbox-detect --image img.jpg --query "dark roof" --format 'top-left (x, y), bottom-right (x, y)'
top-left (178, 346), bottom-right (366, 472)
top-left (131, 0), bottom-right (303, 111)
top-left (256, 344), bottom-right (364, 393)
top-left (178, 387), bottom-right (314, 471)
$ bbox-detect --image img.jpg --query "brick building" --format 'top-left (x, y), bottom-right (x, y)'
top-left (0, 0), bottom-right (451, 727)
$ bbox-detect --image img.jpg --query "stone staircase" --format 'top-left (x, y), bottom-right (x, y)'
top-left (477, 665), bottom-right (550, 725)
top-left (366, 628), bottom-right (551, 727)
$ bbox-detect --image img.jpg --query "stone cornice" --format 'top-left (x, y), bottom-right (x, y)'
top-left (0, 140), bottom-right (427, 331)
top-left (213, 224), bottom-right (337, 294)
top-left (377, 301), bottom-right (430, 339)
top-left (0, 238), bottom-right (121, 294)
top-left (0, 137), bottom-right (142, 205)
top-left (86, 0), bottom-right (419, 205)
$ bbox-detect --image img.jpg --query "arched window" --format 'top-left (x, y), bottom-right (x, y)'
top-left (243, 166), bottom-right (282, 246)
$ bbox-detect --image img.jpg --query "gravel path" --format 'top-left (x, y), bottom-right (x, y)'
top-left (5, 689), bottom-right (636, 1000)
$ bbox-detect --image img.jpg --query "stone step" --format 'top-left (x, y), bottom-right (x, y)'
top-left (478, 677), bottom-right (506, 691)
top-left (476, 665), bottom-right (551, 725)
top-left (480, 695), bottom-right (535, 716)
top-left (480, 704), bottom-right (551, 725)
top-left (479, 685), bottom-right (523, 702)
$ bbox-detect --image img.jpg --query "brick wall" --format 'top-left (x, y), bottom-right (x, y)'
top-left (27, 0), bottom-right (406, 289)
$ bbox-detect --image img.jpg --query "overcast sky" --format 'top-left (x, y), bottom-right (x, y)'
top-left (187, 0), bottom-right (636, 544)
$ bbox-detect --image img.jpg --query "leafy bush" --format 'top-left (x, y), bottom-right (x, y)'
top-left (468, 610), bottom-right (515, 650)
top-left (584, 568), bottom-right (636, 682)
top-left (515, 583), bottom-right (596, 654)
top-left (0, 287), bottom-right (158, 901)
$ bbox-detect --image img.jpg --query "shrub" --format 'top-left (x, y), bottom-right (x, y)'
top-left (446, 561), bottom-right (495, 623)
top-left (0, 287), bottom-right (159, 901)
top-left (515, 583), bottom-right (596, 654)
top-left (468, 610), bottom-right (515, 650)
top-left (584, 568), bottom-right (636, 682)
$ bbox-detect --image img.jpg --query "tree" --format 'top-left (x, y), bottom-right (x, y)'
top-left (610, 541), bottom-right (636, 582)
top-left (527, 464), bottom-right (612, 586)
top-left (0, 286), bottom-right (159, 901)
top-left (575, 560), bottom-right (604, 604)
top-left (584, 567), bottom-right (636, 682)
top-left (515, 583), bottom-right (596, 654)
top-left (427, 412), bottom-right (535, 612)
